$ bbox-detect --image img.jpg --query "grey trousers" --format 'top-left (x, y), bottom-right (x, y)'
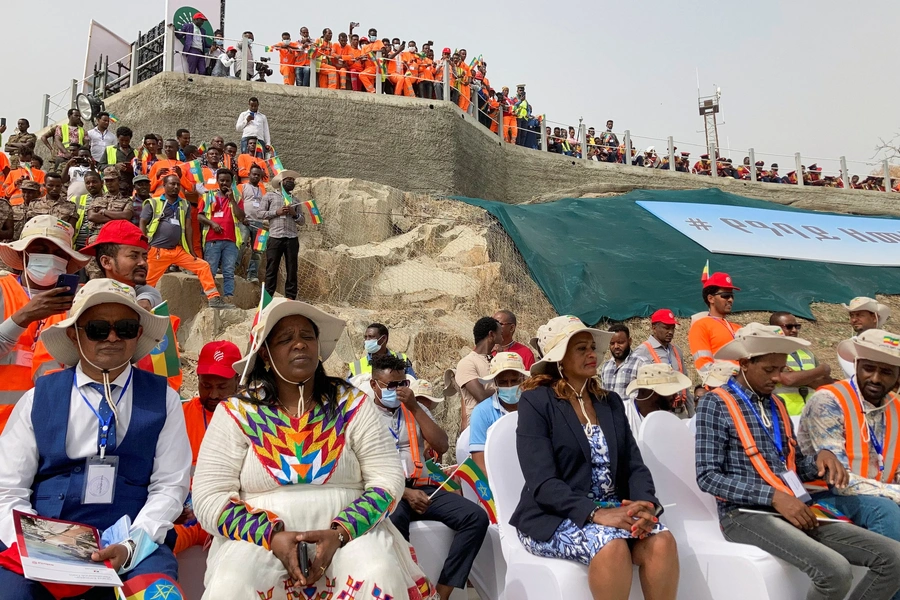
top-left (721, 510), bottom-right (900, 600)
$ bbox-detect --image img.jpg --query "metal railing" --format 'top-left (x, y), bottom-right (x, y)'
top-left (39, 25), bottom-right (896, 193)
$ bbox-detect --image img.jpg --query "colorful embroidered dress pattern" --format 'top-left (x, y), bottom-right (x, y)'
top-left (217, 497), bottom-right (283, 549)
top-left (332, 487), bottom-right (394, 540)
top-left (224, 388), bottom-right (366, 486)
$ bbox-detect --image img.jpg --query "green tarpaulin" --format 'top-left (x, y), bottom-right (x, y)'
top-left (456, 189), bottom-right (900, 324)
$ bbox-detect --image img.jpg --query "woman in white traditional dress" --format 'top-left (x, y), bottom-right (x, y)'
top-left (193, 299), bottom-right (437, 599)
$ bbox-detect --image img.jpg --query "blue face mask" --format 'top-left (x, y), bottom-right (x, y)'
top-left (379, 387), bottom-right (400, 408)
top-left (497, 385), bottom-right (521, 405)
top-left (364, 338), bottom-right (383, 355)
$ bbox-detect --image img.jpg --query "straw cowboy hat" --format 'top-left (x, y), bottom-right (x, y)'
top-left (842, 297), bottom-right (891, 327)
top-left (701, 360), bottom-right (740, 388)
top-left (442, 368), bottom-right (460, 397)
top-left (0, 215), bottom-right (90, 272)
top-left (409, 376), bottom-right (444, 403)
top-left (39, 279), bottom-right (169, 367)
top-left (270, 170), bottom-right (302, 191)
top-left (714, 322), bottom-right (811, 360)
top-left (233, 298), bottom-right (345, 383)
top-left (480, 352), bottom-right (530, 382)
top-left (530, 315), bottom-right (612, 376)
top-left (837, 329), bottom-right (900, 369)
top-left (626, 363), bottom-right (692, 398)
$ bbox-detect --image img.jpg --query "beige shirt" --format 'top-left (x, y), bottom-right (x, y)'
top-left (455, 351), bottom-right (494, 422)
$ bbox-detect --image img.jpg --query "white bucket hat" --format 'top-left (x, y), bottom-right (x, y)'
top-left (842, 297), bottom-right (891, 327)
top-left (0, 215), bottom-right (90, 273)
top-left (530, 315), bottom-right (612, 376)
top-left (715, 322), bottom-right (811, 360)
top-left (442, 368), bottom-right (459, 397)
top-left (481, 352), bottom-right (530, 382)
top-left (626, 363), bottom-right (693, 397)
top-left (39, 279), bottom-right (169, 366)
top-left (270, 170), bottom-right (302, 192)
top-left (701, 360), bottom-right (740, 388)
top-left (233, 298), bottom-right (345, 384)
top-left (408, 376), bottom-right (443, 403)
top-left (837, 329), bottom-right (900, 369)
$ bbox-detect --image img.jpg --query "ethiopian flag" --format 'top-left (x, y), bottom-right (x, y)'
top-left (424, 459), bottom-right (461, 490)
top-left (247, 287), bottom-right (274, 352)
top-left (304, 199), bottom-right (322, 224)
top-left (185, 159), bottom-right (204, 184)
top-left (253, 229), bottom-right (269, 251)
top-left (700, 259), bottom-right (710, 283)
top-left (456, 457), bottom-right (497, 523)
top-left (267, 156), bottom-right (284, 176)
top-left (135, 302), bottom-right (180, 382)
top-left (115, 573), bottom-right (184, 599)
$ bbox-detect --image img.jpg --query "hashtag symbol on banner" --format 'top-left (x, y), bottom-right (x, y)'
top-left (685, 218), bottom-right (712, 231)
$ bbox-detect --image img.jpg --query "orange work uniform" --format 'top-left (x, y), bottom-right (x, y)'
top-left (4, 168), bottom-right (46, 205)
top-left (486, 96), bottom-right (501, 133)
top-left (315, 39), bottom-right (338, 90)
top-left (148, 159), bottom-right (194, 194)
top-left (276, 41), bottom-right (300, 85)
top-left (456, 63), bottom-right (472, 111)
top-left (237, 154), bottom-right (270, 183)
top-left (386, 51), bottom-right (414, 97)
top-left (501, 97), bottom-right (518, 143)
top-left (688, 315), bottom-right (742, 372)
top-left (358, 41), bottom-right (385, 93)
top-left (0, 275), bottom-right (67, 433)
top-left (332, 42), bottom-right (355, 90)
top-left (171, 396), bottom-right (214, 554)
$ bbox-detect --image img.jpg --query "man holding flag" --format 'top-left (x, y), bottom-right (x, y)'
top-left (258, 170), bottom-right (305, 300)
top-left (370, 354), bottom-right (487, 600)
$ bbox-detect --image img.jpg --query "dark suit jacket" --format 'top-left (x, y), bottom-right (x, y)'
top-left (510, 385), bottom-right (660, 541)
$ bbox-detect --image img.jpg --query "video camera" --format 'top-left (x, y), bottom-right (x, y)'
top-left (255, 56), bottom-right (274, 82)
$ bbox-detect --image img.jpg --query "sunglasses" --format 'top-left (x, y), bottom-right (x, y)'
top-left (714, 293), bottom-right (734, 300)
top-left (77, 319), bottom-right (140, 341)
top-left (783, 323), bottom-right (802, 331)
top-left (380, 380), bottom-right (411, 390)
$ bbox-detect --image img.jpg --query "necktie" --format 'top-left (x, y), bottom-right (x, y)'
top-left (88, 382), bottom-right (117, 454)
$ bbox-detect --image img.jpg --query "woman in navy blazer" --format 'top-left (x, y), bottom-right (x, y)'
top-left (510, 316), bottom-right (679, 600)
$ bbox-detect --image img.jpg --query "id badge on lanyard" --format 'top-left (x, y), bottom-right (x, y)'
top-left (83, 455), bottom-right (118, 504)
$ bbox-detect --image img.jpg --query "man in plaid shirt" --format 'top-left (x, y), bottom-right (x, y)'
top-left (600, 324), bottom-right (642, 400)
top-left (696, 323), bottom-right (900, 600)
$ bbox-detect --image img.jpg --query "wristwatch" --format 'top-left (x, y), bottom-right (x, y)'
top-left (330, 523), bottom-right (347, 548)
top-left (587, 506), bottom-right (600, 525)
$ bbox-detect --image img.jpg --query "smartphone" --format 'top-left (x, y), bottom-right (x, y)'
top-left (297, 542), bottom-right (310, 578)
top-left (56, 274), bottom-right (79, 296)
top-left (0, 118), bottom-right (5, 127)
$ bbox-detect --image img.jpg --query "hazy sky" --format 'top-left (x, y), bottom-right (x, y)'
top-left (5, 0), bottom-right (897, 176)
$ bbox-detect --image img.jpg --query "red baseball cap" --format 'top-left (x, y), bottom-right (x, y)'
top-left (197, 341), bottom-right (242, 379)
top-left (704, 272), bottom-right (740, 290)
top-left (193, 12), bottom-right (207, 20)
top-left (79, 220), bottom-right (149, 256)
top-left (442, 47), bottom-right (451, 54)
top-left (651, 309), bottom-right (677, 325)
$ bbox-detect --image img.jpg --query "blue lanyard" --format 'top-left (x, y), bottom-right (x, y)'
top-left (726, 380), bottom-right (785, 465)
top-left (75, 369), bottom-right (133, 453)
top-left (388, 409), bottom-right (403, 449)
top-left (850, 378), bottom-right (885, 473)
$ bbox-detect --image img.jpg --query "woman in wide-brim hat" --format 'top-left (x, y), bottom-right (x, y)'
top-left (511, 315), bottom-right (679, 600)
top-left (192, 298), bottom-right (437, 599)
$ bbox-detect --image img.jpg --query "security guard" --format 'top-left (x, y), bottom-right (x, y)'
top-left (770, 311), bottom-right (833, 415)
top-left (347, 322), bottom-right (415, 379)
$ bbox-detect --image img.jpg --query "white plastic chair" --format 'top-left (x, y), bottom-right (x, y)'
top-left (484, 412), bottom-right (642, 599)
top-left (638, 410), bottom-right (812, 599)
top-left (176, 545), bottom-right (207, 599)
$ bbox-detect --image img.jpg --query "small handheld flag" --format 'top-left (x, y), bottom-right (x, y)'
top-left (197, 142), bottom-right (208, 154)
top-left (253, 229), bottom-right (269, 251)
top-left (135, 302), bottom-right (180, 380)
top-left (243, 287), bottom-right (274, 382)
top-left (304, 199), bottom-right (322, 224)
top-left (108, 113), bottom-right (119, 123)
top-left (424, 459), bottom-right (461, 490)
top-left (185, 159), bottom-right (203, 184)
top-left (456, 457), bottom-right (497, 523)
top-left (267, 156), bottom-right (284, 177)
top-left (115, 573), bottom-right (185, 599)
top-left (701, 259), bottom-right (710, 284)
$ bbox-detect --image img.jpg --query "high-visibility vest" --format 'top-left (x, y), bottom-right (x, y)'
top-left (72, 194), bottom-right (91, 241)
top-left (514, 100), bottom-right (529, 119)
top-left (200, 191), bottom-right (243, 248)
top-left (348, 351), bottom-right (410, 378)
top-left (145, 195), bottom-right (190, 253)
top-left (711, 386), bottom-right (799, 497)
top-left (0, 275), bottom-right (68, 432)
top-left (774, 349), bottom-right (818, 416)
top-left (105, 145), bottom-right (120, 164)
top-left (807, 380), bottom-right (900, 488)
top-left (60, 125), bottom-right (85, 147)
top-left (641, 340), bottom-right (687, 404)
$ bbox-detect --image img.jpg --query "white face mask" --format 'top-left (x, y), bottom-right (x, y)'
top-left (25, 253), bottom-right (68, 287)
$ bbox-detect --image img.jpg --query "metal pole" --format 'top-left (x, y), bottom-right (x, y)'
top-left (497, 103), bottom-right (503, 142)
top-left (794, 152), bottom-right (804, 186)
top-left (441, 56), bottom-right (449, 101)
top-left (624, 130), bottom-right (632, 166)
top-left (310, 54), bottom-right (318, 89)
top-left (240, 37), bottom-right (249, 82)
top-left (884, 159), bottom-right (892, 193)
top-left (579, 123), bottom-right (587, 161)
top-left (129, 42), bottom-right (138, 88)
top-left (540, 115), bottom-right (548, 152)
top-left (375, 51), bottom-right (383, 95)
top-left (70, 79), bottom-right (78, 109)
top-left (667, 136), bottom-right (675, 172)
top-left (164, 24), bottom-right (175, 72)
top-left (710, 143), bottom-right (718, 178)
top-left (749, 148), bottom-right (757, 182)
top-left (40, 94), bottom-right (50, 128)
top-left (840, 156), bottom-right (850, 189)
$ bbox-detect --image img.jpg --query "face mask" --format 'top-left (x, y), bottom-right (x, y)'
top-left (497, 385), bottom-right (521, 405)
top-left (393, 44), bottom-right (400, 51)
top-left (364, 338), bottom-right (382, 354)
top-left (25, 253), bottom-right (68, 287)
top-left (379, 387), bottom-right (400, 408)
top-left (282, 180), bottom-right (295, 192)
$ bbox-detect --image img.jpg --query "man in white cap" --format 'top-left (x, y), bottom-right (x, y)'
top-left (468, 352), bottom-right (529, 476)
top-left (0, 216), bottom-right (89, 432)
top-left (258, 170), bottom-right (305, 300)
top-left (799, 329), bottom-right (900, 564)
top-left (0, 279), bottom-right (191, 596)
top-left (839, 297), bottom-right (891, 378)
top-left (624, 363), bottom-right (694, 433)
top-left (696, 323), bottom-right (900, 600)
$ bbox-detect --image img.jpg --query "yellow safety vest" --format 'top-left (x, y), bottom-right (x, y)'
top-left (348, 351), bottom-right (410, 378)
top-left (105, 146), bottom-right (119, 165)
top-left (71, 194), bottom-right (91, 243)
top-left (774, 348), bottom-right (818, 416)
top-left (200, 191), bottom-right (243, 248)
top-left (145, 196), bottom-right (190, 253)
top-left (60, 126), bottom-right (85, 147)
top-left (514, 100), bottom-right (529, 119)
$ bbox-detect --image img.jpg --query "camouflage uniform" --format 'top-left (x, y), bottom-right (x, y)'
top-left (0, 200), bottom-right (12, 242)
top-left (84, 193), bottom-right (132, 279)
top-left (24, 197), bottom-right (77, 231)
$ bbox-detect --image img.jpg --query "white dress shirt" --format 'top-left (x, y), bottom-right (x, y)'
top-left (235, 110), bottom-right (271, 147)
top-left (87, 126), bottom-right (116, 162)
top-left (0, 363), bottom-right (190, 546)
